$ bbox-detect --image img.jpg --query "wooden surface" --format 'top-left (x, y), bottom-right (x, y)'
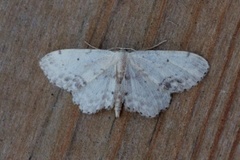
top-left (1, 0), bottom-right (240, 159)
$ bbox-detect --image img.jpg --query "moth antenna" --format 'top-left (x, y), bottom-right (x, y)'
top-left (144, 40), bottom-right (167, 50)
top-left (84, 41), bottom-right (99, 49)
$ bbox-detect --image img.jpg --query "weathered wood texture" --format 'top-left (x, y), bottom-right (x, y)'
top-left (1, 0), bottom-right (240, 159)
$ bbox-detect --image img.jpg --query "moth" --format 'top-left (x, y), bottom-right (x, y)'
top-left (40, 48), bottom-right (209, 117)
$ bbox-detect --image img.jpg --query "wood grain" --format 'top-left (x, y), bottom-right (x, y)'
top-left (1, 0), bottom-right (240, 159)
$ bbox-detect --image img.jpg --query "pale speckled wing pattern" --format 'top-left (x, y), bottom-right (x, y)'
top-left (40, 49), bottom-right (209, 117)
top-left (40, 49), bottom-right (118, 113)
top-left (72, 64), bottom-right (117, 114)
top-left (128, 51), bottom-right (209, 92)
top-left (40, 49), bottom-right (118, 92)
top-left (122, 59), bottom-right (171, 117)
top-left (122, 51), bottom-right (209, 117)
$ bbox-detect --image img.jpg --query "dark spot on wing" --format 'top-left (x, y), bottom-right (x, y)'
top-left (125, 74), bottom-right (130, 80)
top-left (164, 82), bottom-right (171, 90)
top-left (64, 77), bottom-right (70, 81)
top-left (161, 77), bottom-right (185, 91)
top-left (167, 59), bottom-right (169, 62)
top-left (176, 79), bottom-right (183, 83)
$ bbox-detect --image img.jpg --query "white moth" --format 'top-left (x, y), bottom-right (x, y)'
top-left (39, 49), bottom-right (209, 118)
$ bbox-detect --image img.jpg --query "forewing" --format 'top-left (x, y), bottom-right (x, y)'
top-left (39, 49), bottom-right (118, 92)
top-left (129, 51), bottom-right (209, 93)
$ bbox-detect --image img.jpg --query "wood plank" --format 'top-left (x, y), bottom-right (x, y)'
top-left (0, 0), bottom-right (239, 159)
